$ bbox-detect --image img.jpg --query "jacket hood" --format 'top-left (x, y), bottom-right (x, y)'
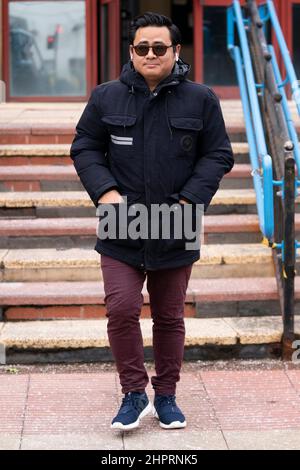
top-left (119, 57), bottom-right (191, 92)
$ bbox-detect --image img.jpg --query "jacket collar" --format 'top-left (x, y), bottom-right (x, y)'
top-left (119, 58), bottom-right (190, 95)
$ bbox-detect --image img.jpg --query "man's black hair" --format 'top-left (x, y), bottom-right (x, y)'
top-left (129, 12), bottom-right (181, 46)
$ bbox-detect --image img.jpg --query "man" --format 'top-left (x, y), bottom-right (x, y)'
top-left (70, 12), bottom-right (234, 431)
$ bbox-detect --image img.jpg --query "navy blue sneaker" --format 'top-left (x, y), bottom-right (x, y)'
top-left (153, 394), bottom-right (186, 429)
top-left (111, 391), bottom-right (152, 430)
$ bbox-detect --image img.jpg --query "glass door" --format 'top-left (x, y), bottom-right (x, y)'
top-left (193, 0), bottom-right (243, 98)
top-left (3, 0), bottom-right (97, 101)
top-left (100, 0), bottom-right (120, 82)
top-left (192, 0), bottom-right (279, 98)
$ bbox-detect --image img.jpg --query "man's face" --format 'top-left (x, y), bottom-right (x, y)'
top-left (130, 26), bottom-right (181, 86)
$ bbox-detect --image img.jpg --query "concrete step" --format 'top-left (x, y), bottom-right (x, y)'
top-left (1, 316), bottom-right (299, 362)
top-left (0, 126), bottom-right (250, 144)
top-left (0, 142), bottom-right (250, 165)
top-left (0, 144), bottom-right (72, 165)
top-left (0, 188), bottom-right (257, 207)
top-left (3, 277), bottom-right (300, 320)
top-left (0, 163), bottom-right (253, 191)
top-left (220, 164), bottom-right (253, 189)
top-left (0, 244), bottom-right (276, 282)
top-left (0, 165), bottom-right (82, 192)
top-left (0, 125), bottom-right (74, 145)
top-left (1, 100), bottom-right (298, 145)
top-left (2, 214), bottom-right (300, 248)
top-left (2, 189), bottom-right (297, 216)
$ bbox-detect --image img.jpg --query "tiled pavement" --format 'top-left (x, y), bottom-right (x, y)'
top-left (1, 363), bottom-right (300, 450)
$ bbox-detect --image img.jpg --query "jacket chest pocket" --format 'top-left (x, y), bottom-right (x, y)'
top-left (101, 114), bottom-right (136, 159)
top-left (169, 117), bottom-right (203, 159)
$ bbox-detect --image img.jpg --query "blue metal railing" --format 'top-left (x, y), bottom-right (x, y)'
top-left (227, 0), bottom-right (274, 240)
top-left (227, 0), bottom-right (299, 351)
top-left (227, 0), bottom-right (300, 247)
top-left (268, 45), bottom-right (300, 181)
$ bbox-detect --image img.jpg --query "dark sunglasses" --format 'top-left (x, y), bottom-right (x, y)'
top-left (132, 44), bottom-right (174, 57)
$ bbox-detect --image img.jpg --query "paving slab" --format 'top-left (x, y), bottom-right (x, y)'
top-left (0, 165), bottom-right (76, 179)
top-left (224, 429), bottom-right (300, 450)
top-left (0, 191), bottom-right (91, 208)
top-left (20, 433), bottom-right (123, 450)
top-left (0, 366), bottom-right (300, 450)
top-left (0, 317), bottom-right (287, 351)
top-left (0, 318), bottom-right (237, 349)
top-left (2, 244), bottom-right (275, 281)
top-left (224, 316), bottom-right (283, 344)
top-left (210, 189), bottom-right (256, 205)
top-left (0, 100), bottom-right (297, 127)
top-left (123, 430), bottom-right (228, 450)
top-left (195, 243), bottom-right (271, 265)
top-left (2, 245), bottom-right (272, 270)
top-left (0, 189), bottom-right (257, 208)
top-left (0, 277), bottom-right (281, 306)
top-left (0, 435), bottom-right (21, 450)
top-left (0, 144), bottom-right (71, 156)
top-left (188, 277), bottom-right (278, 302)
top-left (0, 319), bottom-right (109, 349)
top-left (185, 318), bottom-right (237, 346)
top-left (0, 375), bottom-right (29, 434)
top-left (3, 248), bottom-right (99, 269)
top-left (201, 370), bottom-right (300, 431)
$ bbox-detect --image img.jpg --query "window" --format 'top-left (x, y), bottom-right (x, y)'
top-left (8, 0), bottom-right (87, 97)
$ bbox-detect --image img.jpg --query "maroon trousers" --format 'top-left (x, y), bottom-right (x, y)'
top-left (100, 254), bottom-right (193, 396)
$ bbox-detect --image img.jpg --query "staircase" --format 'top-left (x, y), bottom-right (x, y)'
top-left (0, 101), bottom-right (299, 360)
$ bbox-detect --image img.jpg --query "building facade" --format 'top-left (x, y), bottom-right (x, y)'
top-left (1, 0), bottom-right (299, 101)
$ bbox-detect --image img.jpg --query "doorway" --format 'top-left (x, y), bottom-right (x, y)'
top-left (119, 0), bottom-right (195, 80)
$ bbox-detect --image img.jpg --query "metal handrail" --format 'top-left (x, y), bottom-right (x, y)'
top-left (227, 0), bottom-right (274, 239)
top-left (247, 0), bottom-right (297, 355)
top-left (268, 45), bottom-right (300, 178)
top-left (228, 0), bottom-right (298, 355)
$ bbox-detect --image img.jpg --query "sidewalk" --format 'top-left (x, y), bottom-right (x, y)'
top-left (1, 360), bottom-right (300, 450)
